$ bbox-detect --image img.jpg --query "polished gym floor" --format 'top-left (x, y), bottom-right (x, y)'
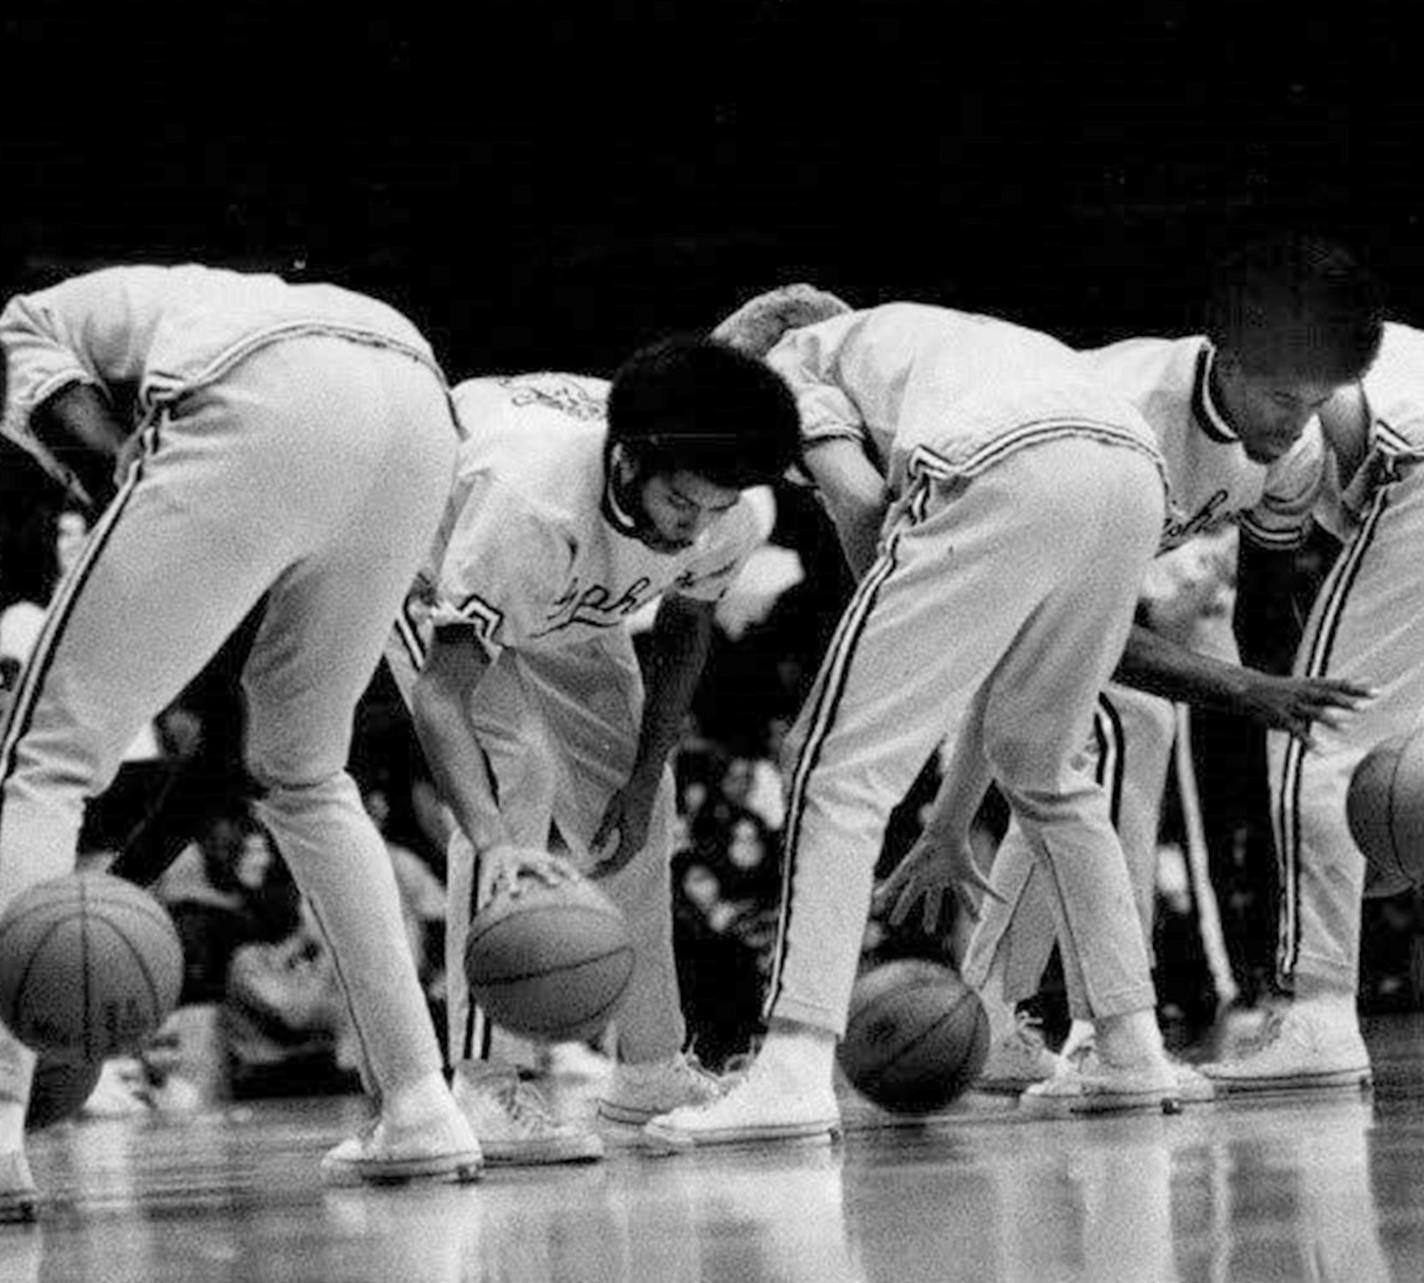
top-left (4, 1013), bottom-right (1424, 1282)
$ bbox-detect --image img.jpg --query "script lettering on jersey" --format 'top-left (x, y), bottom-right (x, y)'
top-left (499, 374), bottom-right (607, 421)
top-left (1161, 488), bottom-right (1234, 548)
top-left (538, 575), bottom-right (656, 635)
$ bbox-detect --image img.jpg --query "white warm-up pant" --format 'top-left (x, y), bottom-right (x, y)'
top-left (767, 437), bottom-right (1165, 1036)
top-left (963, 683), bottom-right (1177, 1007)
top-left (386, 629), bottom-right (684, 1066)
top-left (1275, 463), bottom-right (1424, 992)
top-left (0, 337), bottom-right (459, 1103)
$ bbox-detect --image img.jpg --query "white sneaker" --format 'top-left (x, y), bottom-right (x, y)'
top-left (642, 1063), bottom-right (841, 1152)
top-left (1200, 1003), bottom-right (1372, 1094)
top-left (80, 1058), bottom-right (152, 1118)
top-left (0, 1150), bottom-right (38, 1223)
top-left (1060, 1037), bottom-right (1214, 1105)
top-left (597, 1053), bottom-right (726, 1125)
top-left (976, 1014), bottom-right (1062, 1094)
top-left (452, 1065), bottom-right (603, 1165)
top-left (321, 1107), bottom-right (483, 1186)
top-left (1020, 1055), bottom-right (1181, 1118)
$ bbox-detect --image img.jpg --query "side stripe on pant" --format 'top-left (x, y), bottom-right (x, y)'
top-left (1274, 489), bottom-right (1390, 981)
top-left (1093, 692), bottom-right (1125, 826)
top-left (763, 482), bottom-right (927, 1017)
top-left (389, 608), bottom-right (494, 1062)
top-left (0, 425), bottom-right (158, 799)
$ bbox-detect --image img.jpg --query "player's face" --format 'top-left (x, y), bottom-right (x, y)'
top-left (1213, 355), bottom-right (1341, 464)
top-left (633, 469), bottom-right (741, 552)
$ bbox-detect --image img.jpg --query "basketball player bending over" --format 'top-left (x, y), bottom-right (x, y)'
top-left (0, 264), bottom-right (479, 1219)
top-left (926, 237), bottom-right (1384, 1096)
top-left (1200, 312), bottom-right (1424, 1094)
top-left (387, 339), bottom-right (803, 1163)
top-left (645, 299), bottom-right (1177, 1147)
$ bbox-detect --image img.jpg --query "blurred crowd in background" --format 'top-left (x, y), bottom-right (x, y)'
top-left (3, 443), bottom-right (1420, 1117)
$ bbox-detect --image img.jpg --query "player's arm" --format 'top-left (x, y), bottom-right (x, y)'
top-left (764, 316), bottom-right (888, 579)
top-left (0, 269), bottom-right (161, 508)
top-left (409, 627), bottom-right (512, 854)
top-left (801, 438), bottom-right (891, 580)
top-left (30, 384), bottom-right (130, 511)
top-left (1111, 613), bottom-right (1371, 747)
top-left (411, 627), bottom-right (574, 898)
top-left (590, 592), bottom-right (717, 877)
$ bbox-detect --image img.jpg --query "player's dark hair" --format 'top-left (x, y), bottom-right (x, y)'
top-left (1204, 235), bottom-right (1384, 383)
top-left (607, 335), bottom-right (803, 488)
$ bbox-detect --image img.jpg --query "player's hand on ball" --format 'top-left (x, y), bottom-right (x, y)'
top-left (478, 843), bottom-right (578, 904)
top-left (876, 828), bottom-right (1001, 935)
top-left (588, 779), bottom-right (658, 879)
top-left (1235, 673), bottom-right (1375, 749)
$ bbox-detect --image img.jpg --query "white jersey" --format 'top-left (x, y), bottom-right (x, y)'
top-left (766, 303), bottom-right (1163, 495)
top-left (1316, 322), bottom-right (1424, 539)
top-left (0, 263), bottom-right (444, 491)
top-left (1082, 337), bottom-right (1324, 554)
top-left (413, 373), bottom-right (766, 655)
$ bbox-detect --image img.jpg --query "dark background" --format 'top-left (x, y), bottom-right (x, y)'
top-left (2, 1), bottom-right (1421, 501)
top-left (3, 2), bottom-right (1419, 1009)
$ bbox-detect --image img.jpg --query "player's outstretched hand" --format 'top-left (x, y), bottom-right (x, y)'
top-left (478, 843), bottom-right (579, 906)
top-left (1235, 673), bottom-right (1376, 749)
top-left (588, 780), bottom-right (659, 880)
top-left (874, 828), bottom-right (1002, 936)
top-left (711, 283), bottom-right (853, 357)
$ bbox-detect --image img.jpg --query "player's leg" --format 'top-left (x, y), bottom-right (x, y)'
top-left (386, 619), bottom-right (601, 1163)
top-left (385, 630), bottom-right (552, 1069)
top-left (0, 406), bottom-right (308, 1218)
top-left (1205, 476), bottom-right (1424, 1092)
top-left (645, 437), bottom-right (1159, 1147)
top-left (228, 338), bottom-right (477, 1183)
top-left (510, 640), bottom-right (722, 1123)
top-left (1055, 685), bottom-right (1176, 1065)
top-left (963, 700), bottom-right (1128, 1091)
top-left (968, 443), bottom-right (1178, 1114)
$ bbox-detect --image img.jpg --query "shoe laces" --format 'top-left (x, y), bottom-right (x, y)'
top-left (1241, 1005), bottom-right (1290, 1057)
top-left (503, 1079), bottom-right (559, 1129)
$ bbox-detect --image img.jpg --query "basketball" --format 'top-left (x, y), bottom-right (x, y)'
top-left (26, 1054), bottom-right (104, 1130)
top-left (838, 959), bottom-right (989, 1114)
top-left (1347, 732), bottom-right (1424, 898)
top-left (0, 873), bottom-right (184, 1059)
top-left (464, 868), bottom-right (635, 1042)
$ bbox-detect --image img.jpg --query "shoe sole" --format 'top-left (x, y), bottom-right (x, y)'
top-left (321, 1150), bottom-right (485, 1187)
top-left (597, 1099), bottom-right (723, 1126)
top-left (641, 1119), bottom-right (842, 1153)
top-left (483, 1141), bottom-right (605, 1166)
top-left (1203, 1067), bottom-right (1373, 1095)
top-left (597, 1101), bottom-right (662, 1125)
top-left (974, 1077), bottom-right (1050, 1096)
top-left (1019, 1091), bottom-right (1183, 1119)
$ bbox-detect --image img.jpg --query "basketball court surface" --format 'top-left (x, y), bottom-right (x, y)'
top-left (4, 1013), bottom-right (1423, 1281)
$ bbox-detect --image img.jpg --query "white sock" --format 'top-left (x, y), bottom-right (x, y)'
top-left (1060, 1018), bottom-right (1096, 1058)
top-left (1094, 1009), bottom-right (1166, 1070)
top-left (1295, 978), bottom-right (1354, 1009)
top-left (751, 1021), bottom-right (837, 1095)
top-left (385, 1070), bottom-right (457, 1125)
top-left (976, 955), bottom-right (1019, 1045)
top-left (0, 1100), bottom-right (25, 1154)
